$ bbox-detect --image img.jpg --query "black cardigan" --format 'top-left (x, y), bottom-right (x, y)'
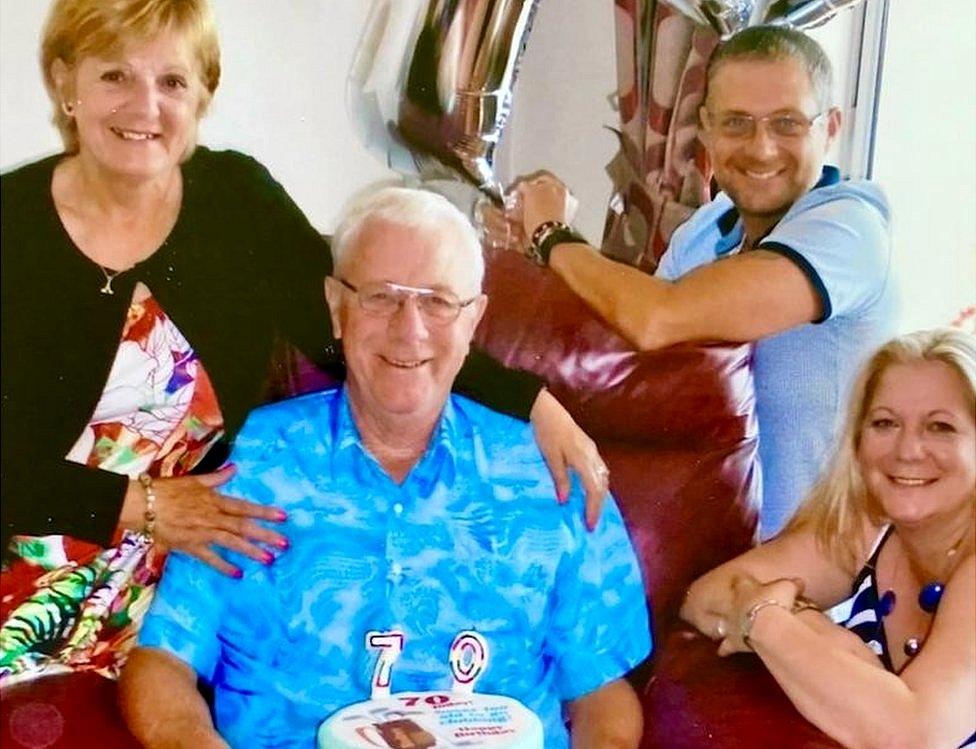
top-left (1, 148), bottom-right (541, 548)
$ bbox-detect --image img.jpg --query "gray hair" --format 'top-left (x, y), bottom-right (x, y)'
top-left (705, 25), bottom-right (834, 111)
top-left (331, 186), bottom-right (485, 295)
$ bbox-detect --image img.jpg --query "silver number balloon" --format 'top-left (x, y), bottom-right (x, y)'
top-left (773, 0), bottom-right (869, 30)
top-left (348, 0), bottom-right (540, 202)
top-left (660, 0), bottom-right (867, 37)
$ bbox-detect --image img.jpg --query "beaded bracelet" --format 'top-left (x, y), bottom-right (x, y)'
top-left (527, 220), bottom-right (586, 266)
top-left (137, 472), bottom-right (157, 540)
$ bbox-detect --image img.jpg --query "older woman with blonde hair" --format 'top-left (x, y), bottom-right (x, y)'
top-left (682, 328), bottom-right (975, 749)
top-left (0, 0), bottom-right (607, 684)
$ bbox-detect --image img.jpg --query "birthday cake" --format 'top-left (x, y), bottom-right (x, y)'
top-left (318, 631), bottom-right (543, 749)
top-left (318, 691), bottom-right (543, 748)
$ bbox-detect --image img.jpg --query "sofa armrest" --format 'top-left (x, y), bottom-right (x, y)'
top-left (474, 252), bottom-right (757, 448)
top-left (1, 672), bottom-right (140, 748)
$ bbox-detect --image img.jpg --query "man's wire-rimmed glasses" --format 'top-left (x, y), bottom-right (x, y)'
top-left (704, 109), bottom-right (828, 139)
top-left (337, 278), bottom-right (478, 324)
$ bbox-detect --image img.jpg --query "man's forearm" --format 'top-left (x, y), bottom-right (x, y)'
top-left (119, 647), bottom-right (226, 749)
top-left (549, 241), bottom-right (822, 350)
top-left (568, 678), bottom-right (643, 749)
top-left (549, 243), bottom-right (676, 350)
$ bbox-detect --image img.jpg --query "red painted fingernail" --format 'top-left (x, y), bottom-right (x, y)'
top-left (232, 568), bottom-right (243, 579)
top-left (261, 552), bottom-right (274, 565)
top-left (557, 488), bottom-right (568, 502)
top-left (276, 538), bottom-right (290, 550)
top-left (275, 510), bottom-right (288, 521)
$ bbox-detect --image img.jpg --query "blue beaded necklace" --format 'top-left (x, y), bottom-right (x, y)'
top-left (878, 540), bottom-right (959, 658)
top-left (877, 582), bottom-right (946, 657)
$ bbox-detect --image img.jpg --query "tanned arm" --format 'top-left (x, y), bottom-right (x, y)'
top-left (568, 678), bottom-right (643, 749)
top-left (549, 242), bottom-right (820, 351)
top-left (744, 557), bottom-right (975, 749)
top-left (680, 525), bottom-right (857, 638)
top-left (515, 174), bottom-right (820, 351)
top-left (119, 647), bottom-right (227, 749)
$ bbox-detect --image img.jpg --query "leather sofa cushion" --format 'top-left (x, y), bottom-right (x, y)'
top-left (474, 251), bottom-right (756, 449)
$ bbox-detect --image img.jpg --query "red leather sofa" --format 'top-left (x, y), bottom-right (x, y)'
top-left (0, 250), bottom-right (842, 748)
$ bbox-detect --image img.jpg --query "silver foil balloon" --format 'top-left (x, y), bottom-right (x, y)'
top-left (700, 0), bottom-right (756, 37)
top-left (662, 0), bottom-right (866, 37)
top-left (773, 0), bottom-right (868, 30)
top-left (348, 0), bottom-right (540, 202)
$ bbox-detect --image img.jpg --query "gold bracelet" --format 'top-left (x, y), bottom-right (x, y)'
top-left (137, 472), bottom-right (157, 540)
top-left (792, 596), bottom-right (820, 615)
top-left (741, 598), bottom-right (786, 650)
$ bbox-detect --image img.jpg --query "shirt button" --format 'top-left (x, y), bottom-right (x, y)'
top-left (392, 503), bottom-right (404, 516)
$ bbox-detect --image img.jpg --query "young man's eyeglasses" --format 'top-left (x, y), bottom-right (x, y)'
top-left (338, 278), bottom-right (478, 324)
top-left (705, 110), bottom-right (827, 139)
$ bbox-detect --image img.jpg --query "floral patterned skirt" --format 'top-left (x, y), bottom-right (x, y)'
top-left (0, 532), bottom-right (163, 687)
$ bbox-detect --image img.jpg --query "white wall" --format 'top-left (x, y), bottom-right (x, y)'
top-left (499, 0), bottom-right (618, 238)
top-left (872, 0), bottom-right (976, 331)
top-left (2, 1), bottom-right (973, 331)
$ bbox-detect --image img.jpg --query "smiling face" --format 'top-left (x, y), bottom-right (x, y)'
top-left (325, 219), bottom-right (487, 435)
top-left (700, 56), bottom-right (841, 238)
top-left (858, 360), bottom-right (976, 528)
top-left (52, 31), bottom-right (204, 182)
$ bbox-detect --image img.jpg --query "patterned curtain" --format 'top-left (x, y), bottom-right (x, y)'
top-left (601, 0), bottom-right (719, 271)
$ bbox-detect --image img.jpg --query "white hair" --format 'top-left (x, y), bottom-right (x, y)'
top-left (331, 186), bottom-right (485, 295)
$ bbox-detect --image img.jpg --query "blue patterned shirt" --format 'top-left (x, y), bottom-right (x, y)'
top-left (139, 387), bottom-right (651, 749)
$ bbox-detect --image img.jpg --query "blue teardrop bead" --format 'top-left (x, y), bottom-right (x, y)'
top-left (877, 589), bottom-right (896, 618)
top-left (918, 582), bottom-right (944, 614)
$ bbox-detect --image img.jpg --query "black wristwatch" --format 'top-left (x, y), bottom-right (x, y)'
top-left (527, 220), bottom-right (586, 266)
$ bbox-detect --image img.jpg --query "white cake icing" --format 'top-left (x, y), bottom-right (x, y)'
top-left (317, 691), bottom-right (543, 749)
top-left (318, 630), bottom-right (544, 748)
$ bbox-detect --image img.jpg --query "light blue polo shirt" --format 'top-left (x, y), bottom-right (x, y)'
top-left (139, 387), bottom-right (651, 749)
top-left (657, 167), bottom-right (897, 537)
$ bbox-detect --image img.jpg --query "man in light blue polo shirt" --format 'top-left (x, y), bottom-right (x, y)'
top-left (120, 186), bottom-right (651, 749)
top-left (514, 26), bottom-right (896, 537)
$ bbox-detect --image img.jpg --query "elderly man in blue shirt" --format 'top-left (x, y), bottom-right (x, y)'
top-left (120, 186), bottom-right (652, 749)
